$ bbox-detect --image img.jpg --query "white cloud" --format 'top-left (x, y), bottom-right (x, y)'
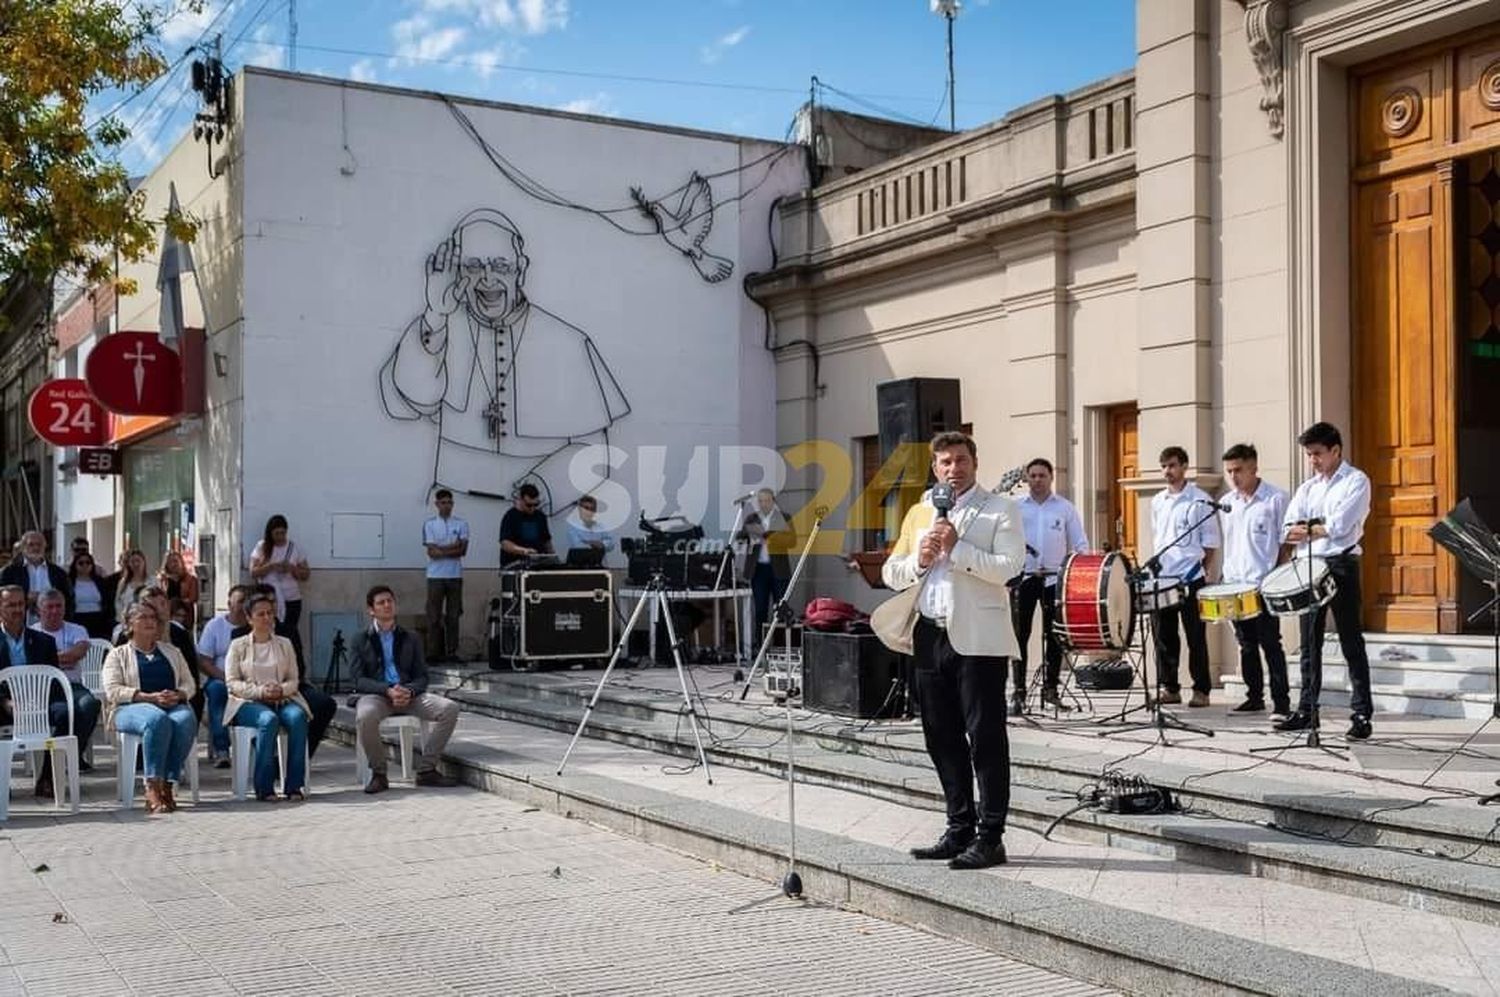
top-left (392, 15), bottom-right (468, 65)
top-left (158, 0), bottom-right (236, 47)
top-left (413, 0), bottom-right (568, 34)
top-left (349, 58), bottom-right (379, 83)
top-left (241, 22), bottom-right (287, 70)
top-left (555, 92), bottom-right (614, 117)
top-left (700, 25), bottom-right (750, 65)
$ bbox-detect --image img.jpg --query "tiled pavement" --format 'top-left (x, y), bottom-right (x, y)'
top-left (0, 744), bottom-right (1111, 997)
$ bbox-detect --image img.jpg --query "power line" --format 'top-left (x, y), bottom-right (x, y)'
top-left (86, 0), bottom-right (239, 132)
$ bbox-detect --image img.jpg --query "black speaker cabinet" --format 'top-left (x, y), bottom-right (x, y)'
top-left (803, 631), bottom-right (904, 719)
top-left (877, 377), bottom-right (963, 462)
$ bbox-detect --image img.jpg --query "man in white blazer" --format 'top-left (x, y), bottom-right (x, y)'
top-left (882, 432), bottom-right (1025, 870)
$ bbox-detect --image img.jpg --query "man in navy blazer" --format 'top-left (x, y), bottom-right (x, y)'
top-left (0, 584), bottom-right (96, 797)
top-left (349, 585), bottom-right (460, 794)
top-left (0, 532), bottom-right (73, 618)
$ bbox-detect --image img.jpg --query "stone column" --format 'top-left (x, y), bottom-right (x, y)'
top-left (1000, 227), bottom-right (1070, 481)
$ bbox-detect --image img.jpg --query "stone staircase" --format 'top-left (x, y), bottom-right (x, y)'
top-left (1223, 632), bottom-right (1499, 717)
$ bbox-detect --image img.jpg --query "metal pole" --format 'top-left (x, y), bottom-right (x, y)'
top-left (946, 14), bottom-right (956, 132)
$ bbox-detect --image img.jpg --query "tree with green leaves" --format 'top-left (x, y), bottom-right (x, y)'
top-left (0, 0), bottom-right (198, 294)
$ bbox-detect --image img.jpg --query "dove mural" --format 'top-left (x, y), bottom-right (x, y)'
top-left (630, 172), bottom-right (735, 284)
top-left (379, 208), bottom-right (631, 514)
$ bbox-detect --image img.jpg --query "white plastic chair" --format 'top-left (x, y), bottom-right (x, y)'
top-left (117, 729), bottom-right (200, 809)
top-left (80, 640), bottom-right (111, 694)
top-left (229, 723), bottom-right (310, 801)
top-left (354, 715), bottom-right (430, 786)
top-left (0, 665), bottom-right (81, 822)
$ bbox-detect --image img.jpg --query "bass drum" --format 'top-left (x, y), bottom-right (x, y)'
top-left (1054, 551), bottom-right (1137, 653)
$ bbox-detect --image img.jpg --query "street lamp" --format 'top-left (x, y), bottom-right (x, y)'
top-left (931, 0), bottom-right (960, 132)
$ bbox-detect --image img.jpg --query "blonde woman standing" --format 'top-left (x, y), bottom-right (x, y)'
top-left (224, 593), bottom-right (309, 801)
top-left (102, 602), bottom-right (199, 814)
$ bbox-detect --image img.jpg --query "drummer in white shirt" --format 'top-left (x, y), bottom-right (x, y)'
top-left (1276, 422), bottom-right (1375, 741)
top-left (1218, 444), bottom-right (1291, 718)
top-left (1010, 458), bottom-right (1089, 715)
top-left (1148, 446), bottom-right (1221, 707)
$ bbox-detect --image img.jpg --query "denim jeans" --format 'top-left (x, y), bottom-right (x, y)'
top-left (114, 703), bottom-right (198, 782)
top-left (202, 678), bottom-right (230, 754)
top-left (49, 682), bottom-right (100, 747)
top-left (231, 701), bottom-right (308, 797)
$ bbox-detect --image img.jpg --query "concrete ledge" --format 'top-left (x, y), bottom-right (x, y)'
top-left (326, 715), bottom-right (1448, 997)
top-left (429, 671), bottom-right (1500, 927)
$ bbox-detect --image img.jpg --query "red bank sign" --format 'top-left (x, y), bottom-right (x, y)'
top-left (85, 331), bottom-right (182, 415)
top-left (28, 379), bottom-right (106, 447)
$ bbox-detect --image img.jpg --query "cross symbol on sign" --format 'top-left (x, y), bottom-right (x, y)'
top-left (123, 341), bottom-right (157, 404)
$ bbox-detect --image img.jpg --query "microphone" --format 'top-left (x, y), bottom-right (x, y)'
top-left (931, 482), bottom-right (955, 520)
top-left (729, 491), bottom-right (757, 506)
top-left (1196, 499), bottom-right (1231, 513)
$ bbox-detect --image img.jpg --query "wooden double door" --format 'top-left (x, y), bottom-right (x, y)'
top-left (1353, 29), bottom-right (1500, 632)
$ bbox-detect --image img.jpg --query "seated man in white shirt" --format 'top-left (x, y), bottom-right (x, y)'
top-left (196, 583), bottom-right (250, 767)
top-left (30, 588), bottom-right (100, 770)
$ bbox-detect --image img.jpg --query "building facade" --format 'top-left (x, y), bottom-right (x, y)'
top-left (754, 0), bottom-right (1500, 687)
top-left (57, 68), bottom-right (802, 667)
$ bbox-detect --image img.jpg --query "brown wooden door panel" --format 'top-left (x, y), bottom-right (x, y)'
top-left (1106, 405), bottom-right (1138, 561)
top-left (1354, 171), bottom-right (1455, 633)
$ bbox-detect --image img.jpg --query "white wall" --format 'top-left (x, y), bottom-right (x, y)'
top-left (53, 333), bottom-right (117, 549)
top-left (236, 71), bottom-right (802, 571)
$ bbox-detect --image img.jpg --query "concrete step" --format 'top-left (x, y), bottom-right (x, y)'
top-left (427, 665), bottom-right (1500, 929)
top-left (325, 709), bottom-right (1453, 997)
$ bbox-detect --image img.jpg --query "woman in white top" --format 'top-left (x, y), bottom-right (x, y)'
top-left (249, 514), bottom-right (310, 631)
top-left (68, 551), bottom-right (117, 639)
top-left (109, 549), bottom-right (151, 625)
top-left (224, 593), bottom-right (310, 801)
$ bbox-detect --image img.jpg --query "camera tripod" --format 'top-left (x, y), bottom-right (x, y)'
top-left (557, 572), bottom-right (713, 783)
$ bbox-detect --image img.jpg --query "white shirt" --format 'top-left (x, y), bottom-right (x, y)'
top-left (25, 561), bottom-right (50, 595)
top-left (31, 621), bottom-right (88, 680)
top-left (73, 577), bottom-right (102, 613)
top-left (423, 514), bottom-right (470, 580)
top-left (197, 613), bottom-right (237, 674)
top-left (1220, 480), bottom-right (1289, 585)
top-left (1283, 461), bottom-right (1371, 556)
top-left (1018, 493), bottom-right (1089, 585)
top-left (252, 541), bottom-right (306, 618)
top-left (1150, 483), bottom-right (1221, 583)
top-left (917, 484), bottom-right (984, 621)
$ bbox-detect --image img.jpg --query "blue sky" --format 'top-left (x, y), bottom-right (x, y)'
top-left (106, 0), bottom-right (1135, 172)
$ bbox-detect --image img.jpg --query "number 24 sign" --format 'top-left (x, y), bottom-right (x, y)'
top-left (27, 379), bottom-right (106, 447)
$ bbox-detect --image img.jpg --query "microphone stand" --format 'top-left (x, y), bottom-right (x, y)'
top-left (716, 497), bottom-right (750, 673)
top-left (738, 509), bottom-right (826, 701)
top-left (1099, 501), bottom-right (1219, 743)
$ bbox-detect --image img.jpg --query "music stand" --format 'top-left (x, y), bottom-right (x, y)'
top-left (1426, 500), bottom-right (1500, 801)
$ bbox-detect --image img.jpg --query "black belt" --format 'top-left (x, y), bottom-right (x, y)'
top-left (918, 614), bottom-right (948, 630)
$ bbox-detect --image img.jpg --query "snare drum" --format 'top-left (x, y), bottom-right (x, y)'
top-left (1133, 575), bottom-right (1184, 614)
top-left (1196, 583), bottom-right (1263, 623)
top-left (1054, 551), bottom-right (1137, 652)
top-left (1259, 557), bottom-right (1337, 617)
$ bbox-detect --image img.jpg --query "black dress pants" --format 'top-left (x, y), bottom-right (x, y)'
top-left (1232, 612), bottom-right (1289, 711)
top-left (1297, 554), bottom-right (1374, 718)
top-left (912, 617), bottom-right (1010, 840)
top-left (1010, 575), bottom-right (1061, 692)
top-left (1154, 578), bottom-right (1210, 695)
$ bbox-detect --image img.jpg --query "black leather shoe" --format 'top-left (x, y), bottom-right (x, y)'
top-left (1008, 695), bottom-right (1024, 718)
top-left (364, 772), bottom-right (390, 794)
top-left (909, 829), bottom-right (974, 861)
top-left (415, 769), bottom-right (459, 788)
top-left (1232, 698), bottom-right (1266, 713)
top-left (1040, 688), bottom-right (1072, 712)
top-left (948, 837), bottom-right (1007, 870)
top-left (1273, 711), bottom-right (1311, 732)
top-left (1347, 714), bottom-right (1373, 740)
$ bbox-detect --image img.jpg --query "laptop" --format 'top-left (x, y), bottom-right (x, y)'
top-left (565, 546), bottom-right (606, 568)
